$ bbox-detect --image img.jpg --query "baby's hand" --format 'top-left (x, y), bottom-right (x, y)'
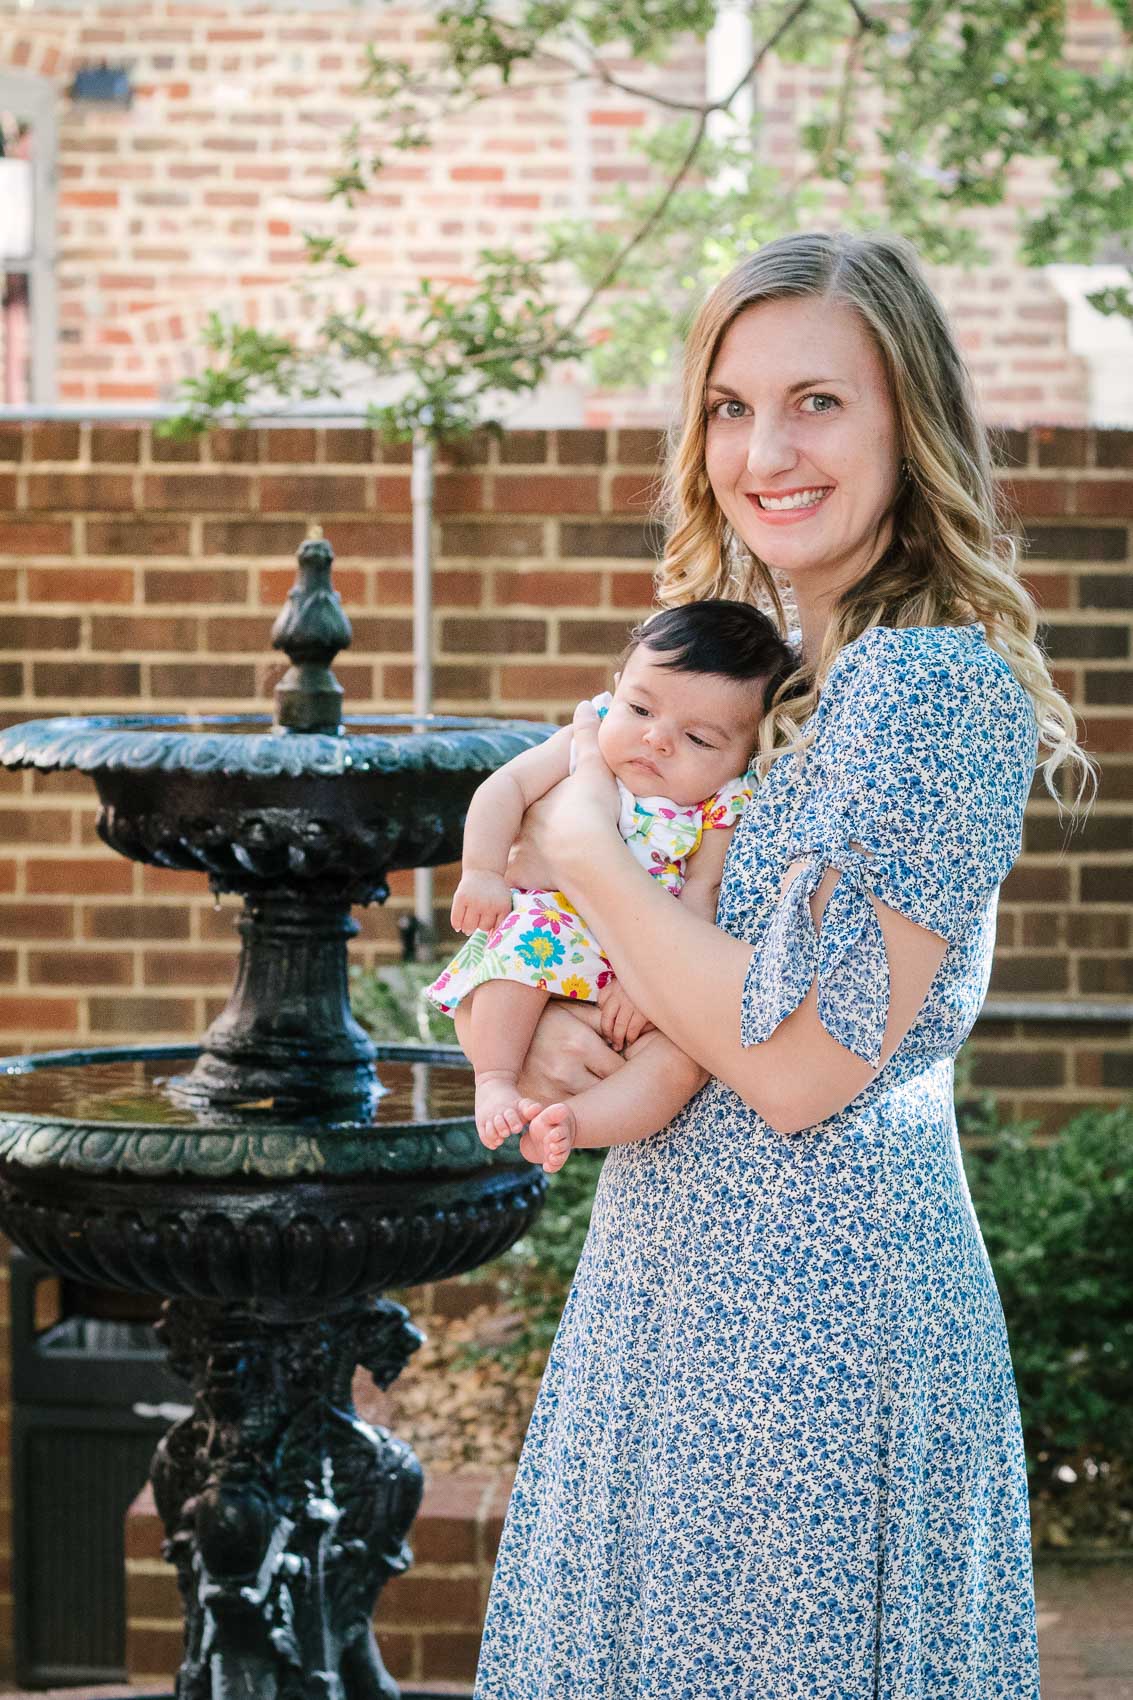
top-left (597, 977), bottom-right (654, 1050)
top-left (451, 869), bottom-right (514, 936)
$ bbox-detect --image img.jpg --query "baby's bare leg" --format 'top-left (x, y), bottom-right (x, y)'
top-left (530, 1029), bottom-right (708, 1163)
top-left (466, 980), bottom-right (550, 1147)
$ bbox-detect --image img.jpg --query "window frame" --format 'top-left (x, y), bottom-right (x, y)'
top-left (1, 68), bottom-right (58, 405)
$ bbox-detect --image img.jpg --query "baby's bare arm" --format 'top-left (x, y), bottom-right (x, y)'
top-left (461, 725), bottom-right (574, 879)
top-left (677, 823), bottom-right (734, 920)
top-left (451, 726), bottom-right (576, 933)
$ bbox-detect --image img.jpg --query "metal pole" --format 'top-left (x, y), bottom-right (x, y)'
top-left (411, 429), bottom-right (436, 961)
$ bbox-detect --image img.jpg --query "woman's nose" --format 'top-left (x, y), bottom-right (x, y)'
top-left (745, 416), bottom-right (797, 480)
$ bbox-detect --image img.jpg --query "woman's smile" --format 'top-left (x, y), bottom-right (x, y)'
top-left (745, 485), bottom-right (834, 523)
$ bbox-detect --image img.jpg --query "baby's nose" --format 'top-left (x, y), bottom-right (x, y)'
top-left (644, 723), bottom-right (672, 751)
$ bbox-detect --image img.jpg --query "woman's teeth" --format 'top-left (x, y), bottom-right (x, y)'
top-left (757, 488), bottom-right (829, 510)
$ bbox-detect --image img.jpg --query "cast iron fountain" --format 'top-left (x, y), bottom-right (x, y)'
top-left (0, 535), bottom-right (554, 1699)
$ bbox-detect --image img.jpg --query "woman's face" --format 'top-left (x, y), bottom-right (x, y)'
top-left (704, 295), bottom-right (901, 604)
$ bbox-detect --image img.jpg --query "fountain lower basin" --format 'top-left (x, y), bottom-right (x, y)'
top-left (0, 1044), bottom-right (543, 1303)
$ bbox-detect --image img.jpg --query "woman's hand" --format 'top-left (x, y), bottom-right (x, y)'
top-left (516, 1003), bottom-right (627, 1167)
top-left (515, 1001), bottom-right (624, 1102)
top-left (507, 700), bottom-right (622, 891)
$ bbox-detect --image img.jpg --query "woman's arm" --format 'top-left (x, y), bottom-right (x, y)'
top-left (529, 701), bottom-right (948, 1135)
top-left (554, 831), bottom-right (946, 1134)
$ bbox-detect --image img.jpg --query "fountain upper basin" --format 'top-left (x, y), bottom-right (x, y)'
top-left (0, 713), bottom-right (555, 900)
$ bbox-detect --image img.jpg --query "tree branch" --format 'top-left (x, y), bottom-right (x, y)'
top-left (560, 0), bottom-right (816, 332)
top-left (782, 3), bottom-right (872, 196)
top-left (845, 0), bottom-right (877, 32)
top-left (710, 0), bottom-right (815, 114)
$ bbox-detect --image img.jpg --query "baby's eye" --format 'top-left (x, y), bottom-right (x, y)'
top-left (801, 392), bottom-right (840, 414)
top-left (706, 397), bottom-right (747, 420)
top-left (687, 733), bottom-right (714, 749)
top-left (630, 703), bottom-right (650, 717)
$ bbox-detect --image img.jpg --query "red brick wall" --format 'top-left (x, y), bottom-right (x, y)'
top-left (2, 4), bottom-right (1121, 422)
top-left (1, 420), bottom-right (1130, 1128)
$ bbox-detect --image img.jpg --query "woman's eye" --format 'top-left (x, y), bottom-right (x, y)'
top-left (707, 397), bottom-right (747, 420)
top-left (802, 393), bottom-right (840, 414)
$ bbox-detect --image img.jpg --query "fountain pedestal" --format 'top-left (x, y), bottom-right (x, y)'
top-left (178, 896), bottom-right (377, 1109)
top-left (153, 1296), bottom-right (423, 1700)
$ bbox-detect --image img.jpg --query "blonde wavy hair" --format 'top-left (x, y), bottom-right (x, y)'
top-left (658, 230), bottom-right (1095, 814)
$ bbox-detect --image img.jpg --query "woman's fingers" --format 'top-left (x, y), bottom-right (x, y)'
top-left (571, 696), bottom-right (600, 742)
top-left (569, 699), bottom-right (620, 819)
top-left (516, 1002), bottom-right (623, 1099)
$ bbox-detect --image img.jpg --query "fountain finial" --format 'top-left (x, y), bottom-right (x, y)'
top-left (271, 532), bottom-right (352, 734)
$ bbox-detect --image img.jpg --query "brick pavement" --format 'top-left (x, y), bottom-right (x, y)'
top-left (0, 1569), bottom-right (1127, 1699)
top-left (1036, 1562), bottom-right (1133, 1700)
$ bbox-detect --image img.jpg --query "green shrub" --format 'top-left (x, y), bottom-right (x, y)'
top-left (965, 1102), bottom-right (1133, 1545)
top-left (349, 961), bottom-right (455, 1045)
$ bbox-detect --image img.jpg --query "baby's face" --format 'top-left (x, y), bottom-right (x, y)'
top-left (597, 647), bottom-right (765, 806)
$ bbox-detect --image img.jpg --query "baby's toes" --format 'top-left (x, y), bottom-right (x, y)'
top-left (516, 1098), bottom-right (543, 1125)
top-left (488, 1110), bottom-right (517, 1143)
top-left (528, 1104), bottom-right (560, 1143)
top-left (531, 1102), bottom-right (575, 1158)
top-left (546, 1129), bottom-right (572, 1166)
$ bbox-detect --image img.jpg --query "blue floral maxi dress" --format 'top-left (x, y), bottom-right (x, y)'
top-left (473, 624), bottom-right (1042, 1700)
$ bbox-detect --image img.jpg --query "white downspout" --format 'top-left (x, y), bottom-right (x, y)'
top-left (411, 428), bottom-right (436, 960)
top-left (706, 2), bottom-right (755, 192)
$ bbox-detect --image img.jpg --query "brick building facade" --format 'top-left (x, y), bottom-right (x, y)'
top-left (2, 0), bottom-right (1130, 422)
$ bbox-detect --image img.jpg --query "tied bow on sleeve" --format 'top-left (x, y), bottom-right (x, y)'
top-left (741, 843), bottom-right (891, 1068)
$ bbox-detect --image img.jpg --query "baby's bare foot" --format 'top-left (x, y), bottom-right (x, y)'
top-left (528, 1101), bottom-right (577, 1173)
top-left (475, 1074), bottom-right (528, 1148)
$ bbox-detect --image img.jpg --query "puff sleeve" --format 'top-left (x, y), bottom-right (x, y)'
top-left (741, 629), bottom-right (1037, 1069)
top-left (701, 774), bottom-right (756, 832)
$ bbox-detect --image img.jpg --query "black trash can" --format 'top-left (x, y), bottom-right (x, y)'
top-left (9, 1249), bottom-right (189, 1687)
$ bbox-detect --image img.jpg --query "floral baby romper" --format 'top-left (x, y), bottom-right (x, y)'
top-left (424, 693), bottom-right (753, 1015)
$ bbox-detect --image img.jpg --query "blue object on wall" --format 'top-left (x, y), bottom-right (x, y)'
top-left (68, 63), bottom-right (133, 107)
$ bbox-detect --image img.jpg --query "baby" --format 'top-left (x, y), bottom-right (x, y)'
top-left (424, 600), bottom-right (795, 1171)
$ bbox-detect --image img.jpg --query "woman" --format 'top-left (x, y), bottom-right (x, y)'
top-left (466, 231), bottom-right (1093, 1699)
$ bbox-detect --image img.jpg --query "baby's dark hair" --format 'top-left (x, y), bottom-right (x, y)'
top-left (622, 600), bottom-right (796, 712)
